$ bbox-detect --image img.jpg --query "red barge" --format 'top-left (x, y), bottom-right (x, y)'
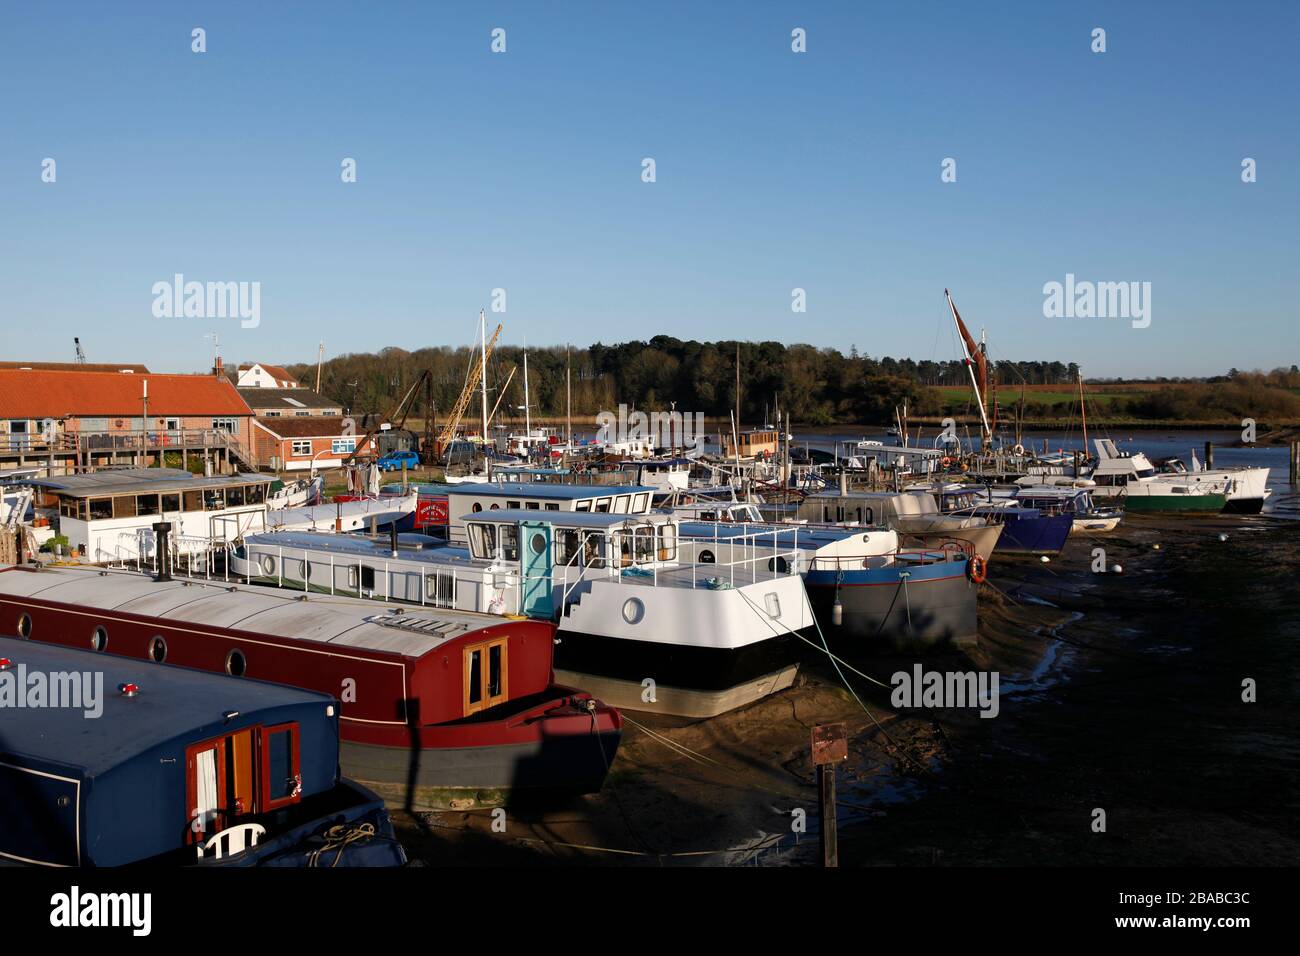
top-left (0, 563), bottom-right (621, 809)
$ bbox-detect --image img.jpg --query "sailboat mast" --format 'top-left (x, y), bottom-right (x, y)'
top-left (945, 289), bottom-right (992, 448)
top-left (479, 309), bottom-right (489, 455)
top-left (1078, 370), bottom-right (1088, 453)
top-left (523, 349), bottom-right (531, 437)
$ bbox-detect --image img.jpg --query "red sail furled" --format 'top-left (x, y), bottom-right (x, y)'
top-left (948, 294), bottom-right (987, 402)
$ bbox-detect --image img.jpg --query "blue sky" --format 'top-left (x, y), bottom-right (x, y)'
top-left (1, 1), bottom-right (1296, 377)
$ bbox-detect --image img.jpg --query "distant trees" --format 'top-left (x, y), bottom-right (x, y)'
top-left (282, 342), bottom-right (1300, 425)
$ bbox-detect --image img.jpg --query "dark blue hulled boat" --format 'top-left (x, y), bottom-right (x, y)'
top-left (925, 485), bottom-right (1073, 556)
top-left (0, 636), bottom-right (406, 867)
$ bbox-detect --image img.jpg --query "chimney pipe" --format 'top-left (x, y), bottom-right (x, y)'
top-left (152, 521), bottom-right (173, 582)
top-left (389, 522), bottom-right (399, 558)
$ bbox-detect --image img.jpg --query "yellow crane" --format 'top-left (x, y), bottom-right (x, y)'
top-left (437, 320), bottom-right (502, 453)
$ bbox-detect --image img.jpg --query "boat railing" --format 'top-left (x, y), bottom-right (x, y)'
top-left (806, 539), bottom-right (970, 572)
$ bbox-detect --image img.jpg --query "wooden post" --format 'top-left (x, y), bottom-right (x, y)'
top-left (1290, 441), bottom-right (1299, 485)
top-left (1204, 441), bottom-right (1214, 469)
top-left (818, 763), bottom-right (838, 868)
top-left (811, 723), bottom-right (847, 868)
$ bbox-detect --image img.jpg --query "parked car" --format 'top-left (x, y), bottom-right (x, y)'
top-left (377, 449), bottom-right (421, 471)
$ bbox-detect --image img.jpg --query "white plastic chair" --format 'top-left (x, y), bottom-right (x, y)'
top-left (195, 823), bottom-right (266, 860)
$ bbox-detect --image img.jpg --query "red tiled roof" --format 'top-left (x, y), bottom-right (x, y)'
top-left (0, 361), bottom-right (151, 373)
top-left (0, 369), bottom-right (252, 418)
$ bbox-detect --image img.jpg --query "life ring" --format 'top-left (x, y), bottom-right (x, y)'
top-left (1012, 443), bottom-right (1025, 456)
top-left (940, 456), bottom-right (953, 468)
top-left (967, 554), bottom-right (987, 584)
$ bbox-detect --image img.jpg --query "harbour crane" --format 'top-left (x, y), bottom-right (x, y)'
top-left (436, 317), bottom-right (502, 455)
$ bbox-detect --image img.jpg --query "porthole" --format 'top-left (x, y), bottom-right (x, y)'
top-left (472, 502), bottom-right (483, 513)
top-left (148, 635), bottom-right (167, 663)
top-left (699, 550), bottom-right (715, 564)
top-left (91, 626), bottom-right (108, 651)
top-left (621, 598), bottom-right (645, 625)
top-left (225, 648), bottom-right (247, 677)
top-left (259, 554), bottom-right (277, 576)
top-left (17, 612), bottom-right (32, 638)
top-left (767, 556), bottom-right (789, 573)
top-left (530, 532), bottom-right (547, 556)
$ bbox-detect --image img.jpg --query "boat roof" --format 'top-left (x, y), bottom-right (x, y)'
top-left (844, 445), bottom-right (943, 458)
top-left (29, 468), bottom-right (273, 498)
top-left (246, 530), bottom-right (453, 555)
top-left (445, 482), bottom-right (655, 500)
top-left (0, 566), bottom-right (505, 657)
top-left (0, 634), bottom-right (331, 778)
top-left (464, 508), bottom-right (669, 528)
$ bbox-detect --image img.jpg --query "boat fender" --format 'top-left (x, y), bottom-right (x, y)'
top-left (967, 554), bottom-right (987, 584)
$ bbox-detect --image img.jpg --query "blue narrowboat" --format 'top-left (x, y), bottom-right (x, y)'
top-left (0, 636), bottom-right (406, 867)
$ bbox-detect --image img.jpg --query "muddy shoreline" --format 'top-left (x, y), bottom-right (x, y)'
top-left (393, 513), bottom-right (1300, 866)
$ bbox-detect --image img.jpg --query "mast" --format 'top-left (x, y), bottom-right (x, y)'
top-left (523, 348), bottom-right (531, 437)
top-left (479, 310), bottom-right (489, 472)
top-left (1078, 369), bottom-right (1089, 453)
top-left (945, 289), bottom-right (992, 449)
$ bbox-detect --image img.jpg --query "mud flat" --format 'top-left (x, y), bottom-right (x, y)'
top-left (393, 512), bottom-right (1300, 866)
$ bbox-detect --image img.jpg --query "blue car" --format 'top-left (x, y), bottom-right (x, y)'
top-left (377, 450), bottom-right (420, 471)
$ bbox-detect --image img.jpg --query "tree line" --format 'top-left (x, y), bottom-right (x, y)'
top-left (278, 339), bottom-right (1299, 426)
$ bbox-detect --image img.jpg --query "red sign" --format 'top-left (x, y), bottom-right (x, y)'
top-left (415, 495), bottom-right (448, 528)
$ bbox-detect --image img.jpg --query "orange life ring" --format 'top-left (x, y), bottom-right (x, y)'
top-left (967, 554), bottom-right (987, 584)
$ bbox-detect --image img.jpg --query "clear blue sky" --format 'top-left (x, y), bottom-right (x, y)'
top-left (1, 1), bottom-right (1296, 378)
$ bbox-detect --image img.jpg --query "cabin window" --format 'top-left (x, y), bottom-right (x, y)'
top-left (507, 501), bottom-right (521, 509)
top-left (574, 501), bottom-right (591, 512)
top-left (699, 549), bottom-right (715, 564)
top-left (89, 497), bottom-right (113, 520)
top-left (91, 625), bottom-right (108, 651)
top-left (555, 529), bottom-right (581, 565)
top-left (226, 487), bottom-right (246, 507)
top-left (544, 502), bottom-right (559, 511)
top-left (463, 638), bottom-right (509, 716)
top-left (149, 635), bottom-right (167, 663)
top-left (183, 490), bottom-right (203, 512)
top-left (525, 501), bottom-right (540, 510)
top-left (471, 502), bottom-right (483, 513)
top-left (633, 527), bottom-right (656, 564)
top-left (489, 503), bottom-right (500, 510)
top-left (59, 497), bottom-right (83, 519)
top-left (360, 566), bottom-right (375, 591)
top-left (613, 496), bottom-right (630, 514)
top-left (161, 493), bottom-right (180, 512)
top-left (425, 571), bottom-right (455, 607)
top-left (134, 494), bottom-right (159, 516)
top-left (260, 723), bottom-right (302, 810)
top-left (581, 532), bottom-right (607, 569)
top-left (767, 556), bottom-right (790, 574)
top-left (633, 494), bottom-right (649, 512)
top-left (594, 498), bottom-right (612, 513)
top-left (622, 597), bottom-right (645, 625)
top-left (657, 525), bottom-right (677, 561)
top-left (113, 495), bottom-right (138, 518)
top-left (500, 525), bottom-right (519, 562)
top-left (203, 489), bottom-right (226, 511)
top-left (225, 649), bottom-right (247, 677)
top-left (246, 484), bottom-right (267, 505)
top-left (17, 612), bottom-right (32, 638)
top-left (822, 507), bottom-right (831, 522)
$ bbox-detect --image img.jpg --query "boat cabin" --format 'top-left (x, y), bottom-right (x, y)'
top-left (29, 468), bottom-right (273, 562)
top-left (722, 429), bottom-right (779, 459)
top-left (0, 635), bottom-right (404, 867)
top-left (442, 482), bottom-right (656, 543)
